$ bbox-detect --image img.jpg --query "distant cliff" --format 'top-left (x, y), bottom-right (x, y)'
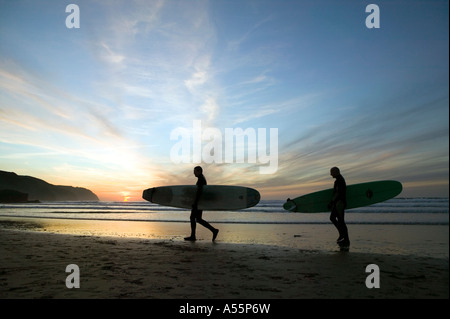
top-left (0, 170), bottom-right (99, 202)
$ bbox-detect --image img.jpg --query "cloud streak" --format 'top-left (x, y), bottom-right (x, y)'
top-left (0, 1), bottom-right (448, 200)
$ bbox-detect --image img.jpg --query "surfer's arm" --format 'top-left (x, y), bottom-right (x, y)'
top-left (330, 185), bottom-right (341, 208)
top-left (193, 184), bottom-right (203, 208)
top-left (330, 178), bottom-right (345, 208)
top-left (331, 191), bottom-right (339, 203)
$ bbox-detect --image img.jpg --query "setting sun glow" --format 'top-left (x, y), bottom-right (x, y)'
top-left (0, 1), bottom-right (448, 200)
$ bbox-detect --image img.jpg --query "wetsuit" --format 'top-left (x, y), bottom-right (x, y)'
top-left (190, 174), bottom-right (215, 234)
top-left (330, 174), bottom-right (349, 243)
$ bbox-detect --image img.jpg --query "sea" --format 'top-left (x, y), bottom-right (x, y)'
top-left (1, 198), bottom-right (448, 258)
top-left (0, 198), bottom-right (448, 225)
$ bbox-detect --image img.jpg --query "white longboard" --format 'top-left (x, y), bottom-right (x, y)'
top-left (143, 185), bottom-right (260, 210)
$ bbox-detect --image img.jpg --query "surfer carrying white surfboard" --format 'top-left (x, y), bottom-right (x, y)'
top-left (184, 166), bottom-right (219, 242)
top-left (329, 167), bottom-right (350, 246)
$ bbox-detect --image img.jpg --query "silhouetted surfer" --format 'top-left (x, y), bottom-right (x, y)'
top-left (184, 166), bottom-right (219, 242)
top-left (329, 167), bottom-right (350, 246)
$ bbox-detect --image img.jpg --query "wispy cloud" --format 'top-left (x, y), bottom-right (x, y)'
top-left (1, 1), bottom-right (447, 200)
top-left (227, 15), bottom-right (274, 52)
top-left (99, 42), bottom-right (125, 64)
top-left (0, 58), bottom-right (166, 198)
top-left (268, 90), bottom-right (449, 198)
top-left (86, 0), bottom-right (221, 127)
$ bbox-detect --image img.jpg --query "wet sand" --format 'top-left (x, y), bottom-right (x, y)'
top-left (0, 226), bottom-right (448, 299)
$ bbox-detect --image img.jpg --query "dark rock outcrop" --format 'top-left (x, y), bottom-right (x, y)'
top-left (0, 170), bottom-right (99, 202)
top-left (0, 189), bottom-right (30, 203)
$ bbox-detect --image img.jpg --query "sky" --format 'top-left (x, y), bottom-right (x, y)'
top-left (0, 0), bottom-right (448, 201)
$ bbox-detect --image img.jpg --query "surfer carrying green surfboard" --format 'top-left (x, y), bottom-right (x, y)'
top-left (184, 166), bottom-right (219, 242)
top-left (329, 167), bottom-right (350, 246)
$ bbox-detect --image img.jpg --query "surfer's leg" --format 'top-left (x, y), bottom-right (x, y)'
top-left (336, 202), bottom-right (349, 243)
top-left (196, 211), bottom-right (214, 231)
top-left (330, 209), bottom-right (343, 240)
top-left (196, 211), bottom-right (219, 241)
top-left (184, 208), bottom-right (198, 240)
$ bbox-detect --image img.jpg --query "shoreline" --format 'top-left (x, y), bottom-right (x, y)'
top-left (0, 216), bottom-right (448, 259)
top-left (1, 226), bottom-right (448, 299)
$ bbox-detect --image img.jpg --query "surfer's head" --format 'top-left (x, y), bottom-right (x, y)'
top-left (194, 166), bottom-right (203, 177)
top-left (330, 167), bottom-right (340, 178)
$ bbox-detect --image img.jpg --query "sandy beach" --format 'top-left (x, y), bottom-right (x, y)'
top-left (0, 223), bottom-right (448, 299)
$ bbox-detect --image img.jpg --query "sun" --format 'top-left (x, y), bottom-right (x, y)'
top-left (123, 196), bottom-right (130, 202)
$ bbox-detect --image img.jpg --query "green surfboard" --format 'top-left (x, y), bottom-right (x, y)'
top-left (283, 180), bottom-right (402, 213)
